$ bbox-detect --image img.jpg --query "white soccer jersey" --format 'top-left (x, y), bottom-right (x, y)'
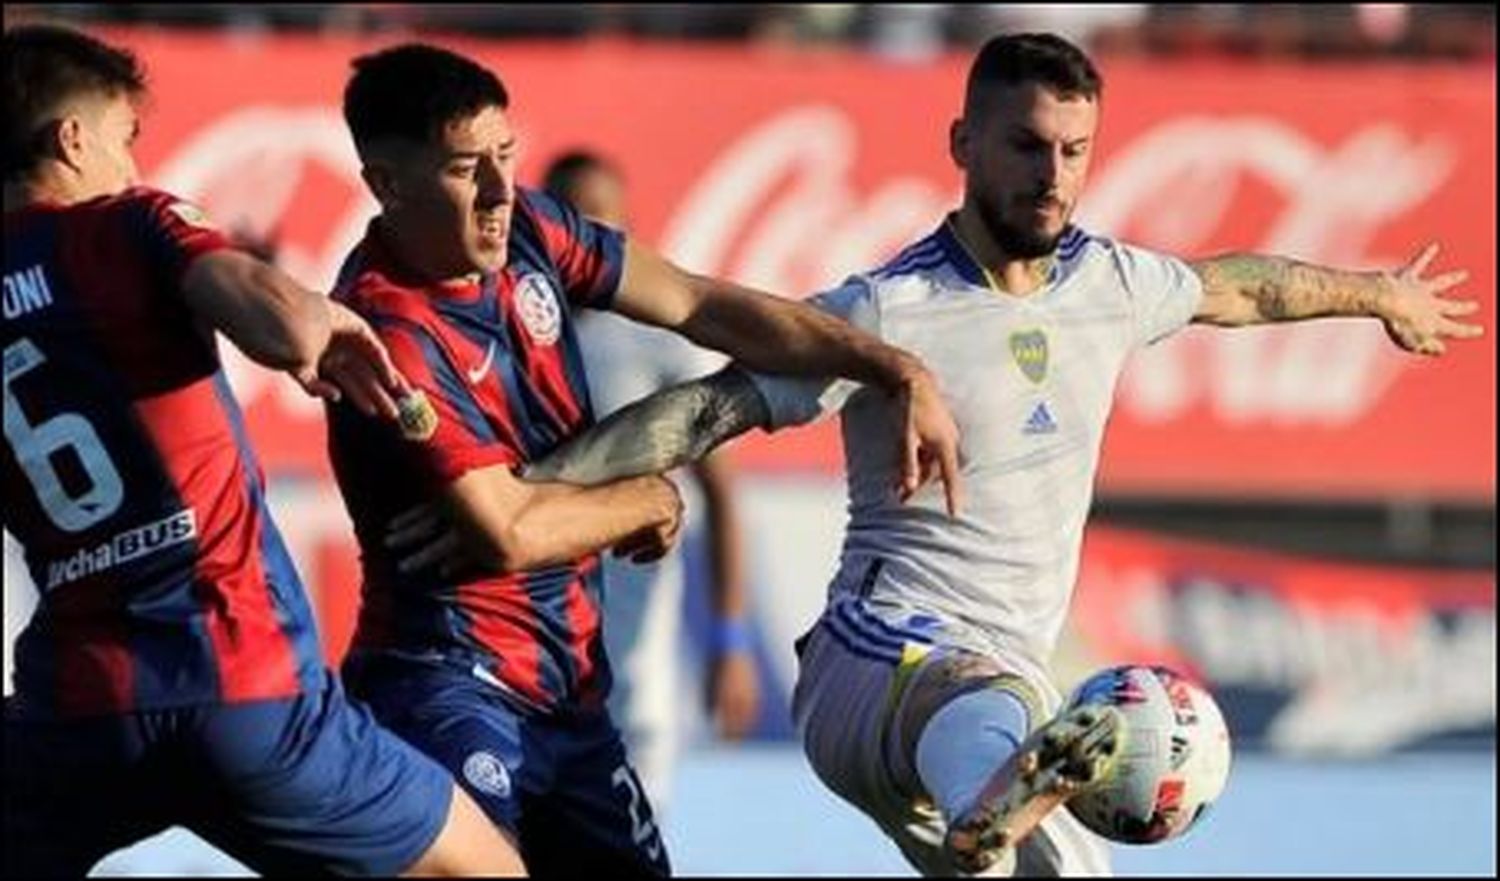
top-left (752, 218), bottom-right (1202, 669)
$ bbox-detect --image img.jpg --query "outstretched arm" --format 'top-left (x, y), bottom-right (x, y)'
top-left (1189, 243), bottom-right (1483, 355)
top-left (613, 242), bottom-right (961, 514)
top-left (525, 367), bottom-right (769, 485)
top-left (183, 250), bottom-right (407, 418)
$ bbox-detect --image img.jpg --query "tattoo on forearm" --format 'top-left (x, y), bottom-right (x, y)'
top-left (525, 367), bottom-right (770, 485)
top-left (1197, 255), bottom-right (1386, 324)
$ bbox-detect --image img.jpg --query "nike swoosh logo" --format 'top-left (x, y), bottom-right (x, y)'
top-left (467, 341), bottom-right (496, 384)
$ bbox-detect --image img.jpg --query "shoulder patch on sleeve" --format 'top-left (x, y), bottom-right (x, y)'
top-left (166, 201), bottom-right (218, 230)
top-left (397, 389), bottom-right (440, 442)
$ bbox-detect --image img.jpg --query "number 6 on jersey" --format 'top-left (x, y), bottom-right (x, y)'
top-left (4, 337), bottom-right (124, 533)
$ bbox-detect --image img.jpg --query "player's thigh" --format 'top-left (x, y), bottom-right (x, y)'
top-left (3, 706), bottom-right (171, 877)
top-left (793, 622), bottom-right (912, 804)
top-left (886, 646), bottom-right (1048, 777)
top-left (181, 675), bottom-right (463, 876)
top-left (520, 714), bottom-right (670, 878)
top-left (403, 782), bottom-right (526, 877)
top-left (354, 664), bottom-right (532, 837)
top-left (360, 673), bottom-right (535, 876)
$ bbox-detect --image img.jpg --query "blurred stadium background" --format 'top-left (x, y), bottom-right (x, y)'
top-left (3, 3), bottom-right (1494, 875)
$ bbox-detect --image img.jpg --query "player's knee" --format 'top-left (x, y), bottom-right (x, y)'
top-left (890, 651), bottom-right (1043, 770)
top-left (404, 785), bottom-right (526, 877)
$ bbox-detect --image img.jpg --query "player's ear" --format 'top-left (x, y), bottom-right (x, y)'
top-left (949, 117), bottom-right (971, 172)
top-left (54, 115), bottom-right (89, 172)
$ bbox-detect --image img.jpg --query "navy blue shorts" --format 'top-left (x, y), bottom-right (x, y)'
top-left (3, 671), bottom-right (454, 877)
top-left (345, 654), bottom-right (671, 876)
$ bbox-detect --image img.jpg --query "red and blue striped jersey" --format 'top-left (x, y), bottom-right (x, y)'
top-left (2, 187), bottom-right (326, 719)
top-left (328, 187), bottom-right (625, 715)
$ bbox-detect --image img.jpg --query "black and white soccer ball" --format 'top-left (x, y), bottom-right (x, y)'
top-left (1064, 665), bottom-right (1232, 845)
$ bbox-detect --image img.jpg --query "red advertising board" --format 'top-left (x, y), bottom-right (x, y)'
top-left (1064, 526), bottom-right (1495, 753)
top-left (107, 30), bottom-right (1495, 501)
top-left (221, 482), bottom-right (1500, 752)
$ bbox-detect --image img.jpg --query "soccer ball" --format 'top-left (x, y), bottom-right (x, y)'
top-left (1063, 665), bottom-right (1231, 845)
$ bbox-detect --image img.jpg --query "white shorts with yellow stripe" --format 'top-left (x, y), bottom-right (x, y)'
top-left (791, 590), bottom-right (1112, 877)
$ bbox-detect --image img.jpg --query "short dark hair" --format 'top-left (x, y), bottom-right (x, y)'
top-left (343, 43), bottom-right (509, 158)
top-left (541, 150), bottom-right (617, 202)
top-left (4, 25), bottom-right (146, 182)
top-left (964, 32), bottom-right (1102, 115)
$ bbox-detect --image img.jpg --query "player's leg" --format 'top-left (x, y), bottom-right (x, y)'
top-left (180, 669), bottom-right (524, 876)
top-left (517, 711), bottom-right (670, 877)
top-left (1014, 806), bottom-right (1113, 877)
top-left (794, 603), bottom-right (1118, 877)
top-left (403, 783), bottom-right (526, 877)
top-left (3, 702), bottom-right (173, 877)
top-left (791, 613), bottom-right (955, 874)
top-left (347, 656), bottom-right (537, 872)
top-left (892, 652), bottom-right (1123, 875)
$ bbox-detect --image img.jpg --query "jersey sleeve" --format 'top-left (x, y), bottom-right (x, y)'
top-left (374, 315), bottom-right (522, 483)
top-left (1110, 239), bottom-right (1204, 347)
top-left (521, 188), bottom-right (625, 309)
top-left (124, 187), bottom-right (235, 290)
top-left (744, 277), bottom-right (877, 431)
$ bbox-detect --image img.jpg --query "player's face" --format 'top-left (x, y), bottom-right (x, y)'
top-left (379, 104), bottom-right (518, 279)
top-left (69, 92), bottom-right (141, 199)
top-left (569, 167), bottom-right (628, 229)
top-left (953, 82), bottom-right (1097, 259)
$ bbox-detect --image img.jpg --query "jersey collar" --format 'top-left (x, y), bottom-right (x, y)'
top-left (939, 214), bottom-right (1064, 296)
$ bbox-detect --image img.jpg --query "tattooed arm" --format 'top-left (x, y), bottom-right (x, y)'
top-left (1189, 243), bottom-right (1483, 355)
top-left (525, 367), bottom-right (770, 485)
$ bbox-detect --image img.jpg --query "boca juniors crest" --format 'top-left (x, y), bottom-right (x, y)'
top-left (1010, 329), bottom-right (1048, 384)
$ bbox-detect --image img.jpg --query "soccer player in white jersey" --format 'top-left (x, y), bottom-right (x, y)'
top-left (542, 150), bottom-right (762, 812)
top-left (424, 32), bottom-right (1483, 876)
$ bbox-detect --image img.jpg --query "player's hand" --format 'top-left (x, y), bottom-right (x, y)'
top-left (611, 476), bottom-right (684, 564)
top-left (1377, 243), bottom-right (1484, 356)
top-left (294, 301), bottom-right (411, 419)
top-left (707, 650), bottom-right (761, 741)
top-left (895, 364), bottom-right (964, 517)
top-left (386, 502), bottom-right (481, 579)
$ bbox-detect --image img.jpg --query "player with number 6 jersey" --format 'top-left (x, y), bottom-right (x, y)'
top-left (3, 24), bottom-right (523, 877)
top-left (4, 179), bottom-right (325, 717)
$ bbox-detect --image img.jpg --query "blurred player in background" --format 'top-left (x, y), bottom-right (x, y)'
top-left (514, 31), bottom-right (1485, 876)
top-left (326, 43), bottom-right (961, 875)
top-left (1, 25), bottom-right (522, 877)
top-left (542, 149), bottom-right (761, 812)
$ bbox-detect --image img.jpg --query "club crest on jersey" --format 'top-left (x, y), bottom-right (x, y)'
top-left (1010, 329), bottom-right (1048, 384)
top-left (517, 273), bottom-right (562, 346)
top-left (462, 750), bottom-right (512, 799)
top-left (396, 389), bottom-right (438, 442)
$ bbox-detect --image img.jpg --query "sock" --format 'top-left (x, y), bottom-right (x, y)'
top-left (914, 687), bottom-right (1031, 824)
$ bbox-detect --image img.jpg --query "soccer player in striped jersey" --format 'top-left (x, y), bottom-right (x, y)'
top-left (2, 25), bottom-right (523, 877)
top-left (491, 32), bottom-right (1484, 876)
top-left (325, 44), bottom-right (961, 875)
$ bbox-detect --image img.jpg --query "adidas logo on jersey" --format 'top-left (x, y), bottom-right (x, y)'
top-left (1023, 401), bottom-right (1058, 435)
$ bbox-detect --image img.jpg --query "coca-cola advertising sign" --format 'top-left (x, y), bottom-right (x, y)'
top-left (113, 31), bottom-right (1495, 500)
